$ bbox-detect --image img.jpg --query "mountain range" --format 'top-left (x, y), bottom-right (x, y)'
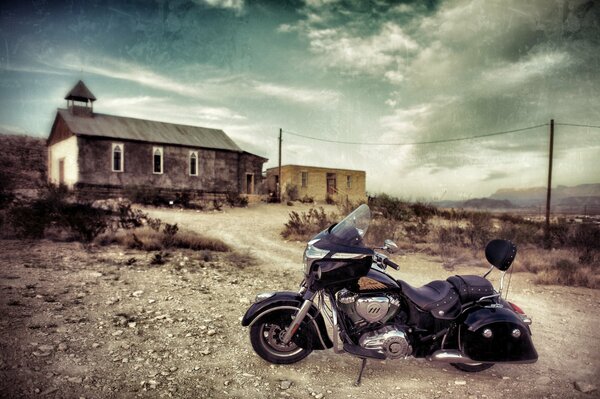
top-left (434, 184), bottom-right (600, 214)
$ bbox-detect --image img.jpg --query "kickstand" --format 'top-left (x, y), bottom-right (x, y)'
top-left (354, 358), bottom-right (367, 386)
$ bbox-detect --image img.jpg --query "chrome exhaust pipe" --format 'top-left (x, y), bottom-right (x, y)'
top-left (427, 350), bottom-right (475, 363)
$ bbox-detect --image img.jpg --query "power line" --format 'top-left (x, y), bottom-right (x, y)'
top-left (283, 123), bottom-right (548, 146)
top-left (554, 122), bottom-right (600, 129)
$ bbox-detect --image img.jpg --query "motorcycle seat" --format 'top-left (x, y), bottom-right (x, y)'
top-left (447, 275), bottom-right (495, 303)
top-left (399, 280), bottom-right (459, 315)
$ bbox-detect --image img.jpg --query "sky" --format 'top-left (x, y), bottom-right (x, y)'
top-left (0, 0), bottom-right (599, 200)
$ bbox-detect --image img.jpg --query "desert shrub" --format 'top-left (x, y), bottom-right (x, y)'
top-left (437, 225), bottom-right (466, 249)
top-left (61, 203), bottom-right (110, 243)
top-left (547, 219), bottom-right (570, 247)
top-left (369, 194), bottom-right (412, 221)
top-left (534, 258), bottom-right (599, 289)
top-left (125, 185), bottom-right (169, 206)
top-left (171, 231), bottom-right (230, 252)
top-left (162, 223), bottom-right (179, 248)
top-left (8, 204), bottom-right (51, 238)
top-left (175, 192), bottom-right (191, 208)
top-left (225, 192), bottom-right (248, 207)
top-left (300, 195), bottom-right (314, 204)
top-left (497, 221), bottom-right (542, 246)
top-left (100, 227), bottom-right (230, 252)
top-left (212, 199), bottom-right (224, 211)
top-left (364, 218), bottom-right (398, 247)
top-left (568, 223), bottom-right (600, 264)
top-left (409, 202), bottom-right (437, 222)
top-left (465, 212), bottom-right (493, 248)
top-left (0, 168), bottom-right (15, 207)
top-left (285, 185), bottom-right (299, 201)
top-left (281, 207), bottom-right (336, 240)
top-left (404, 221), bottom-right (430, 242)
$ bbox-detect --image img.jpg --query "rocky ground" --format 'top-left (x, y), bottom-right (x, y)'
top-left (1, 203), bottom-right (599, 398)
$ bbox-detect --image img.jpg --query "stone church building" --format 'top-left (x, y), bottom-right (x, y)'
top-left (47, 81), bottom-right (267, 199)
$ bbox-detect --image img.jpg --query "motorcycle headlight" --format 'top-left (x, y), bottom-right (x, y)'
top-left (303, 239), bottom-right (329, 275)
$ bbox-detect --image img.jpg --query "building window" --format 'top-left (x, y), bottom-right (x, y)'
top-left (301, 171), bottom-right (308, 188)
top-left (347, 175), bottom-right (352, 189)
top-left (153, 146), bottom-right (163, 174)
top-left (112, 143), bottom-right (124, 172)
top-left (189, 151), bottom-right (198, 176)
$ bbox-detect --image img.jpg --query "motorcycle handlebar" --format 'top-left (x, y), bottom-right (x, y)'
top-left (383, 257), bottom-right (400, 270)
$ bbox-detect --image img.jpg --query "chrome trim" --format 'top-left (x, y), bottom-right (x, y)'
top-left (282, 300), bottom-right (313, 344)
top-left (476, 293), bottom-right (501, 303)
top-left (483, 265), bottom-right (494, 278)
top-left (519, 315), bottom-right (532, 325)
top-left (331, 252), bottom-right (369, 260)
top-left (255, 292), bottom-right (275, 303)
top-left (499, 270), bottom-right (507, 295)
top-left (303, 241), bottom-right (329, 274)
top-left (428, 350), bottom-right (475, 363)
top-left (247, 305), bottom-right (328, 350)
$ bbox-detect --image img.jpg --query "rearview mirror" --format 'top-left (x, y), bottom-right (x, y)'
top-left (383, 239), bottom-right (399, 254)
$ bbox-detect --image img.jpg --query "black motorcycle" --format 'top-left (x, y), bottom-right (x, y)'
top-left (242, 204), bottom-right (537, 384)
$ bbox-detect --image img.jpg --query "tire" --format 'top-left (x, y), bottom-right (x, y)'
top-left (249, 312), bottom-right (313, 364)
top-left (450, 362), bottom-right (494, 372)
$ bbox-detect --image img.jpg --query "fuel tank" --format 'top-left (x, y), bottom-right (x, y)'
top-left (355, 267), bottom-right (400, 292)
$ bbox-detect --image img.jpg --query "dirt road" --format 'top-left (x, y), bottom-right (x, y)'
top-left (1, 203), bottom-right (599, 398)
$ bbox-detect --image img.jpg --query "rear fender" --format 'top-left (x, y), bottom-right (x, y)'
top-left (241, 291), bottom-right (333, 350)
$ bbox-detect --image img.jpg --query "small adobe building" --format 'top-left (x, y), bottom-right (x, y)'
top-left (47, 81), bottom-right (267, 200)
top-left (266, 164), bottom-right (366, 203)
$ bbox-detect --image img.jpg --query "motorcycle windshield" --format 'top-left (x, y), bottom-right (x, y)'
top-left (329, 204), bottom-right (371, 246)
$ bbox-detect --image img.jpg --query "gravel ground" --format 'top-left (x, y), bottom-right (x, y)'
top-left (1, 203), bottom-right (599, 398)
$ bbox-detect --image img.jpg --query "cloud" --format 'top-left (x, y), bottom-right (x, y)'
top-left (99, 96), bottom-right (246, 127)
top-left (194, 0), bottom-right (244, 12)
top-left (299, 22), bottom-right (419, 76)
top-left (252, 81), bottom-right (340, 105)
top-left (482, 50), bottom-right (572, 88)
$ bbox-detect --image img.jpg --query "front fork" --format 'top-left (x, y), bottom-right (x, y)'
top-left (281, 283), bottom-right (315, 345)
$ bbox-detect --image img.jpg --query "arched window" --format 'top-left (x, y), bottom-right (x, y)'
top-left (153, 147), bottom-right (163, 174)
top-left (112, 143), bottom-right (123, 172)
top-left (189, 151), bottom-right (198, 176)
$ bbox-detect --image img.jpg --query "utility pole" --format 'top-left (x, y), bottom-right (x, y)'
top-left (544, 119), bottom-right (554, 247)
top-left (278, 128), bottom-right (282, 202)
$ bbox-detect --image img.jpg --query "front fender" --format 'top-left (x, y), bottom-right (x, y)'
top-left (241, 291), bottom-right (333, 350)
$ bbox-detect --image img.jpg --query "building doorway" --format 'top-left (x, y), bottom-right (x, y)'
top-left (326, 173), bottom-right (337, 195)
top-left (246, 173), bottom-right (254, 194)
top-left (58, 158), bottom-right (65, 185)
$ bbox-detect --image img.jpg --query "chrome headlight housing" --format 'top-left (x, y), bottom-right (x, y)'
top-left (303, 239), bottom-right (329, 275)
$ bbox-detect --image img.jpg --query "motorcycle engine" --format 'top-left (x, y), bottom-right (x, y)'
top-left (335, 289), bottom-right (411, 359)
top-left (336, 288), bottom-right (400, 325)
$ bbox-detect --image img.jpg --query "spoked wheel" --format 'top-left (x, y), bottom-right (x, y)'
top-left (249, 313), bottom-right (312, 364)
top-left (450, 362), bottom-right (494, 372)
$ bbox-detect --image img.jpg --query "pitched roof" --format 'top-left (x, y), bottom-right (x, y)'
top-left (65, 80), bottom-right (97, 102)
top-left (57, 109), bottom-right (243, 152)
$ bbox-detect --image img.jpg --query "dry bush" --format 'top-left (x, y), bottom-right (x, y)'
top-left (96, 227), bottom-right (230, 252)
top-left (369, 194), bottom-right (412, 221)
top-left (534, 259), bottom-right (599, 289)
top-left (281, 207), bottom-right (336, 240)
top-left (364, 218), bottom-right (398, 247)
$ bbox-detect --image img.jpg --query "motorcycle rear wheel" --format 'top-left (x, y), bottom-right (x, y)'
top-left (250, 319), bottom-right (312, 364)
top-left (450, 362), bottom-right (494, 372)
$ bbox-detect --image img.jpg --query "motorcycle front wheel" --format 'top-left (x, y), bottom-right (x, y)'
top-left (249, 314), bottom-right (312, 364)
